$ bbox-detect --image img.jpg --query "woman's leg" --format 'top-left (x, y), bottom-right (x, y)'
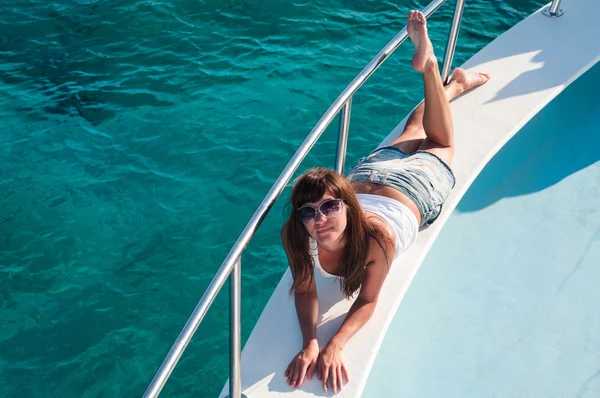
top-left (389, 11), bottom-right (490, 164)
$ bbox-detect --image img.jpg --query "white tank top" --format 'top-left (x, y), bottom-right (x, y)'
top-left (310, 193), bottom-right (419, 278)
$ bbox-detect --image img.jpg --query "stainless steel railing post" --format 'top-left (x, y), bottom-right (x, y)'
top-left (229, 259), bottom-right (242, 398)
top-left (441, 0), bottom-right (466, 84)
top-left (335, 98), bottom-right (352, 175)
top-left (543, 0), bottom-right (564, 17)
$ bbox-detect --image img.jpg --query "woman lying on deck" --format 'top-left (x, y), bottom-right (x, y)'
top-left (281, 10), bottom-right (491, 394)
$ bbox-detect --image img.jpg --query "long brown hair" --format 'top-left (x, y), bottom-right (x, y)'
top-left (285, 167), bottom-right (391, 298)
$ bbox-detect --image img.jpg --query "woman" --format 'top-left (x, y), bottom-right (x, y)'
top-left (282, 10), bottom-right (490, 394)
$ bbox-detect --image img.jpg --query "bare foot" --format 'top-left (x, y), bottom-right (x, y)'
top-left (450, 68), bottom-right (491, 93)
top-left (407, 10), bottom-right (435, 72)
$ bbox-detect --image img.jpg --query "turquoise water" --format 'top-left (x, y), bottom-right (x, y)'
top-left (0, 1), bottom-right (547, 396)
top-left (366, 65), bottom-right (600, 397)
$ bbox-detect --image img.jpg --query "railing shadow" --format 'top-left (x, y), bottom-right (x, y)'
top-left (461, 8), bottom-right (600, 105)
top-left (457, 64), bottom-right (599, 213)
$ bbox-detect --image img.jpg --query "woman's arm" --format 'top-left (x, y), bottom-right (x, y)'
top-left (285, 278), bottom-right (320, 389)
top-left (281, 223), bottom-right (320, 389)
top-left (294, 283), bottom-right (319, 346)
top-left (329, 241), bottom-right (389, 347)
top-left (317, 237), bottom-right (392, 393)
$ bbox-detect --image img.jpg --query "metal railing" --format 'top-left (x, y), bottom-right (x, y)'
top-left (543, 0), bottom-right (564, 17)
top-left (143, 0), bottom-right (465, 396)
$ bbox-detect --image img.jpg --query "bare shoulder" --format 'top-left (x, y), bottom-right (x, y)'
top-left (365, 215), bottom-right (395, 254)
top-left (359, 224), bottom-right (395, 303)
top-left (365, 217), bottom-right (395, 268)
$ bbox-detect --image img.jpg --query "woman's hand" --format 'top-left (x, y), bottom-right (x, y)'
top-left (317, 340), bottom-right (350, 393)
top-left (285, 339), bottom-right (319, 389)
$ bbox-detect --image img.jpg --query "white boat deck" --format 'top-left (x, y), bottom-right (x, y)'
top-left (220, 0), bottom-right (600, 396)
top-left (364, 61), bottom-right (600, 398)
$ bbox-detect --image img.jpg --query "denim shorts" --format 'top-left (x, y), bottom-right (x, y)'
top-left (347, 146), bottom-right (456, 227)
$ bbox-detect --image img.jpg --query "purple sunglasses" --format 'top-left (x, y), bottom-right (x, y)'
top-left (297, 199), bottom-right (344, 224)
